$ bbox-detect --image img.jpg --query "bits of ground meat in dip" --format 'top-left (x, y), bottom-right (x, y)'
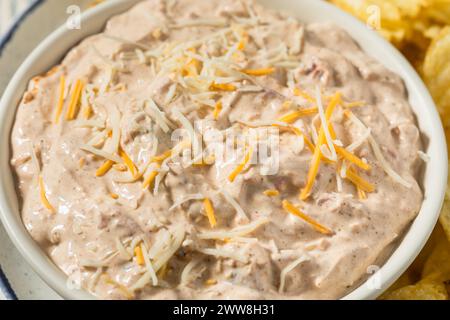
top-left (10, 0), bottom-right (424, 299)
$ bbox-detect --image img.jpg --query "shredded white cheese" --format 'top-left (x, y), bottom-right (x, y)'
top-left (172, 108), bottom-right (201, 157)
top-left (180, 260), bottom-right (205, 287)
top-left (169, 194), bottom-right (204, 211)
top-left (152, 225), bottom-right (185, 272)
top-left (87, 129), bottom-right (110, 147)
top-left (418, 150), bottom-right (430, 163)
top-left (170, 18), bottom-right (228, 29)
top-left (198, 247), bottom-right (248, 263)
top-left (29, 142), bottom-right (40, 176)
top-left (164, 83), bottom-right (178, 105)
top-left (145, 98), bottom-right (173, 133)
top-left (115, 238), bottom-right (132, 260)
top-left (103, 34), bottom-right (152, 51)
top-left (347, 128), bottom-right (371, 152)
top-left (279, 255), bottom-right (309, 293)
top-left (103, 104), bottom-right (121, 154)
top-left (347, 111), bottom-right (412, 188)
top-left (129, 272), bottom-right (152, 292)
top-left (219, 189), bottom-right (249, 221)
top-left (148, 229), bottom-right (171, 260)
top-left (74, 119), bottom-right (105, 129)
top-left (289, 27), bottom-right (304, 55)
top-left (80, 144), bottom-right (122, 163)
top-left (140, 243), bottom-right (158, 286)
top-left (316, 86), bottom-right (337, 161)
top-left (198, 217), bottom-right (270, 240)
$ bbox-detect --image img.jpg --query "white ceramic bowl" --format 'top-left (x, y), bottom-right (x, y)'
top-left (0, 0), bottom-right (447, 300)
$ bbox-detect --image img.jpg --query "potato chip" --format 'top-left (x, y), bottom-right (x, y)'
top-left (391, 0), bottom-right (425, 17)
top-left (423, 27), bottom-right (450, 112)
top-left (330, 0), bottom-right (407, 43)
top-left (422, 0), bottom-right (450, 25)
top-left (440, 194), bottom-right (450, 242)
top-left (380, 225), bottom-right (447, 300)
top-left (422, 229), bottom-right (450, 277)
top-left (330, 0), bottom-right (428, 46)
top-left (409, 225), bottom-right (446, 277)
top-left (381, 277), bottom-right (449, 300)
top-left (378, 272), bottom-right (414, 298)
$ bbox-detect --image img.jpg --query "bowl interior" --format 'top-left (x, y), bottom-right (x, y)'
top-left (0, 0), bottom-right (447, 300)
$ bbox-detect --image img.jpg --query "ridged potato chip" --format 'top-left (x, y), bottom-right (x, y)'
top-left (422, 223), bottom-right (450, 277)
top-left (440, 191), bottom-right (450, 242)
top-left (423, 27), bottom-right (450, 112)
top-left (380, 225), bottom-right (447, 298)
top-left (331, 0), bottom-right (403, 41)
top-left (380, 277), bottom-right (449, 300)
top-left (330, 0), bottom-right (426, 45)
top-left (392, 0), bottom-right (424, 16)
top-left (423, 246), bottom-right (450, 280)
top-left (379, 272), bottom-right (414, 298)
top-left (422, 0), bottom-right (450, 25)
top-left (330, 0), bottom-right (449, 56)
top-left (410, 225), bottom-right (447, 277)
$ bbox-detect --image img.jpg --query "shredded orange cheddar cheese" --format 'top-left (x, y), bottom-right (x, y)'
top-left (83, 104), bottom-right (92, 119)
top-left (142, 164), bottom-right (160, 190)
top-left (241, 67), bottom-right (275, 76)
top-left (263, 189), bottom-right (280, 197)
top-left (343, 109), bottom-right (352, 119)
top-left (193, 154), bottom-right (216, 167)
top-left (228, 147), bottom-right (253, 182)
top-left (282, 200), bottom-right (333, 235)
top-left (293, 87), bottom-right (316, 103)
top-left (300, 92), bottom-right (341, 200)
top-left (79, 157), bottom-right (86, 168)
top-left (134, 245), bottom-right (145, 266)
top-left (65, 79), bottom-right (84, 120)
top-left (321, 155), bottom-right (336, 165)
top-left (237, 33), bottom-right (248, 50)
top-left (96, 160), bottom-right (114, 177)
top-left (213, 101), bottom-right (222, 120)
top-left (357, 187), bottom-right (367, 200)
top-left (119, 147), bottom-right (138, 177)
top-left (345, 167), bottom-right (375, 193)
top-left (203, 198), bottom-right (217, 228)
top-left (335, 146), bottom-right (370, 171)
top-left (113, 163), bottom-right (128, 172)
top-left (88, 0), bottom-right (105, 8)
top-left (210, 82), bottom-right (237, 92)
top-left (281, 100), bottom-right (293, 110)
top-left (205, 279), bottom-right (218, 285)
top-left (103, 275), bottom-right (134, 299)
top-left (274, 124), bottom-right (315, 153)
top-left (344, 101), bottom-right (365, 108)
top-left (328, 122), bottom-right (337, 139)
top-left (110, 193), bottom-right (119, 200)
top-left (301, 138), bottom-right (316, 154)
top-left (182, 56), bottom-right (201, 77)
top-left (54, 75), bottom-right (66, 124)
top-left (278, 107), bottom-right (318, 123)
top-left (38, 175), bottom-right (55, 214)
top-left (237, 40), bottom-right (246, 51)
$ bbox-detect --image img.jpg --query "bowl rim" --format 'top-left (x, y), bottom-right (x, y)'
top-left (0, 0), bottom-right (447, 300)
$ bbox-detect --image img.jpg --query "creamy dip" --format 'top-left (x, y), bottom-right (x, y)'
top-left (10, 0), bottom-right (424, 299)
